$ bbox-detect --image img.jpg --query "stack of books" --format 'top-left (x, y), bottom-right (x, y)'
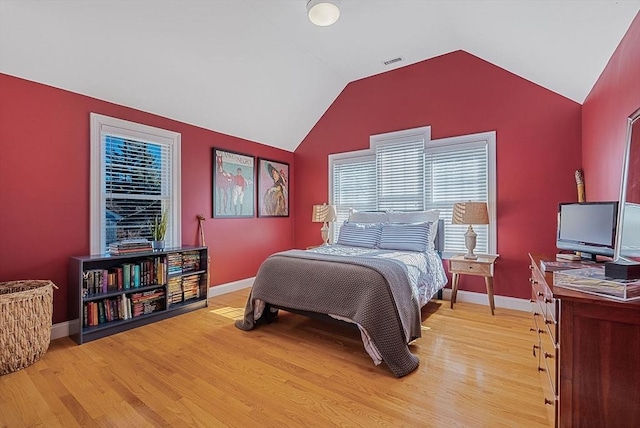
top-left (130, 289), bottom-right (165, 316)
top-left (182, 251), bottom-right (201, 272)
top-left (182, 274), bottom-right (201, 301)
top-left (109, 239), bottom-right (153, 255)
top-left (167, 276), bottom-right (183, 305)
top-left (167, 253), bottom-right (183, 275)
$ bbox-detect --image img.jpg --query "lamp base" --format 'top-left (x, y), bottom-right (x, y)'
top-left (463, 225), bottom-right (478, 260)
top-left (320, 223), bottom-right (330, 245)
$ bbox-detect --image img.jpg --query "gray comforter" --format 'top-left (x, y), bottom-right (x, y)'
top-left (235, 249), bottom-right (422, 377)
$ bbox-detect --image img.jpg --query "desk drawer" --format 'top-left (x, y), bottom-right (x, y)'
top-left (450, 260), bottom-right (492, 276)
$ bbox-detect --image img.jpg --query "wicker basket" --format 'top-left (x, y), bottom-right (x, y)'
top-left (0, 280), bottom-right (56, 375)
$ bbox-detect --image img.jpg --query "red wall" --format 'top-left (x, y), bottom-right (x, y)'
top-left (0, 74), bottom-right (294, 323)
top-left (293, 50), bottom-right (583, 300)
top-left (582, 12), bottom-right (640, 201)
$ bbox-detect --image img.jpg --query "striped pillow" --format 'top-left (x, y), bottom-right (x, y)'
top-left (336, 222), bottom-right (382, 248)
top-left (378, 222), bottom-right (433, 252)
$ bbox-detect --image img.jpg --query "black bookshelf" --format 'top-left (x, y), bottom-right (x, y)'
top-left (69, 246), bottom-right (208, 344)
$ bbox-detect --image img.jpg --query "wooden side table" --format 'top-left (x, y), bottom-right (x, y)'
top-left (449, 254), bottom-right (499, 315)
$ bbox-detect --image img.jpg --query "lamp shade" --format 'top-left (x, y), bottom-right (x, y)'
top-left (312, 204), bottom-right (337, 223)
top-left (452, 202), bottom-right (489, 225)
top-left (307, 0), bottom-right (341, 26)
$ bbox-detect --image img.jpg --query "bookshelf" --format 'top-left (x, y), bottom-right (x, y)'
top-left (69, 246), bottom-right (208, 344)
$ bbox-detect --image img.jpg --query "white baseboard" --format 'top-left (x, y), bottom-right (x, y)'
top-left (50, 279), bottom-right (527, 340)
top-left (207, 277), bottom-right (254, 298)
top-left (51, 319), bottom-right (78, 340)
top-left (49, 278), bottom-right (255, 341)
top-left (441, 288), bottom-right (530, 312)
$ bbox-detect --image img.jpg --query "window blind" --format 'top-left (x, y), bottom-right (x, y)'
top-left (331, 156), bottom-right (376, 241)
top-left (102, 135), bottom-right (172, 248)
top-left (425, 143), bottom-right (489, 253)
top-left (376, 139), bottom-right (425, 212)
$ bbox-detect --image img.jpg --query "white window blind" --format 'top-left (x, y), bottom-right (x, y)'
top-left (103, 135), bottom-right (172, 246)
top-left (331, 155), bottom-right (377, 239)
top-left (329, 128), bottom-right (496, 253)
top-left (90, 113), bottom-right (181, 254)
top-left (376, 139), bottom-right (425, 211)
top-left (425, 141), bottom-right (489, 253)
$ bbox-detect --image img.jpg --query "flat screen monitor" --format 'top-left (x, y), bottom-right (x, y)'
top-left (557, 201), bottom-right (618, 260)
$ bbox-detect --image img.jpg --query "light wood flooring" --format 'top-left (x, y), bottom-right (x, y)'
top-left (1, 289), bottom-right (550, 427)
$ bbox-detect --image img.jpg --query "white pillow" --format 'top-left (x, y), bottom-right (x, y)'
top-left (388, 209), bottom-right (440, 223)
top-left (349, 209), bottom-right (389, 223)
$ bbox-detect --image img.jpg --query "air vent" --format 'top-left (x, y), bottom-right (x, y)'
top-left (383, 57), bottom-right (403, 66)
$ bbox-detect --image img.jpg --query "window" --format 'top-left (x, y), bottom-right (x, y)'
top-left (90, 113), bottom-right (181, 254)
top-left (425, 133), bottom-right (496, 254)
top-left (329, 127), bottom-right (496, 254)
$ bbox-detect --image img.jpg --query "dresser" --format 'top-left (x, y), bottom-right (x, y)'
top-left (528, 254), bottom-right (640, 427)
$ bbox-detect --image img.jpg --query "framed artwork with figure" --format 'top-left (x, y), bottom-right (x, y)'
top-left (258, 158), bottom-right (289, 217)
top-left (212, 148), bottom-right (255, 218)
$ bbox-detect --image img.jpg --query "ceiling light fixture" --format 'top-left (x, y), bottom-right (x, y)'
top-left (307, 0), bottom-right (341, 27)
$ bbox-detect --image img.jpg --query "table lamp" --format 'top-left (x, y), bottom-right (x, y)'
top-left (452, 202), bottom-right (489, 260)
top-left (312, 204), bottom-right (337, 245)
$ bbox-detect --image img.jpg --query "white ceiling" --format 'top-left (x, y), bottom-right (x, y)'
top-left (1, 1), bottom-right (638, 152)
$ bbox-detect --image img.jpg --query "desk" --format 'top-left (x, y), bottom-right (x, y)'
top-left (449, 254), bottom-right (498, 315)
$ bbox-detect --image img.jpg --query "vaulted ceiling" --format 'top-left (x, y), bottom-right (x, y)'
top-left (1, 1), bottom-right (638, 151)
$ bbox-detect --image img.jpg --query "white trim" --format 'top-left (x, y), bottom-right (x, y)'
top-left (207, 277), bottom-right (254, 298)
top-left (51, 279), bottom-right (527, 341)
top-left (89, 113), bottom-right (181, 255)
top-left (52, 278), bottom-right (256, 340)
top-left (440, 288), bottom-right (531, 312)
top-left (51, 319), bottom-right (78, 340)
top-left (429, 130), bottom-right (497, 254)
top-left (369, 126), bottom-right (431, 149)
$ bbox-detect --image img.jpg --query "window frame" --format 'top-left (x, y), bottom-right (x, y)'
top-left (427, 131), bottom-right (497, 255)
top-left (328, 127), bottom-right (496, 254)
top-left (90, 113), bottom-right (182, 254)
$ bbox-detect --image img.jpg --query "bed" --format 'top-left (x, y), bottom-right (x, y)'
top-left (235, 210), bottom-right (448, 377)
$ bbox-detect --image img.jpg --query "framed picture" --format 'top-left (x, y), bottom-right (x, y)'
top-left (257, 158), bottom-right (289, 217)
top-left (212, 148), bottom-right (255, 218)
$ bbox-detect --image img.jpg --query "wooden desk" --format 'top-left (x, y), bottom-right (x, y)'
top-left (449, 254), bottom-right (498, 315)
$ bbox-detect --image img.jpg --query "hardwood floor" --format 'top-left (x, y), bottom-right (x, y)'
top-left (0, 289), bottom-right (550, 427)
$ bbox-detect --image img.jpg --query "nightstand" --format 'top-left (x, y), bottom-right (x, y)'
top-left (449, 254), bottom-right (499, 315)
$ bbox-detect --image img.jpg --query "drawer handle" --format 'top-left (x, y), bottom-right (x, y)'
top-left (545, 298), bottom-right (553, 304)
top-left (537, 291), bottom-right (544, 297)
top-left (533, 312), bottom-right (541, 317)
top-left (545, 319), bottom-right (555, 325)
top-left (529, 328), bottom-right (536, 333)
top-left (544, 398), bottom-right (554, 406)
top-left (538, 366), bottom-right (546, 373)
top-left (544, 352), bottom-right (554, 359)
top-left (532, 344), bottom-right (539, 357)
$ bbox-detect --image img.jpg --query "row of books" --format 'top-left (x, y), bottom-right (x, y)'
top-left (82, 256), bottom-right (167, 296)
top-left (167, 250), bottom-right (202, 275)
top-left (108, 239), bottom-right (153, 255)
top-left (166, 274), bottom-right (202, 306)
top-left (83, 289), bottom-right (166, 327)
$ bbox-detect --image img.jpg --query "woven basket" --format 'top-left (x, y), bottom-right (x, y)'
top-left (0, 280), bottom-right (56, 375)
